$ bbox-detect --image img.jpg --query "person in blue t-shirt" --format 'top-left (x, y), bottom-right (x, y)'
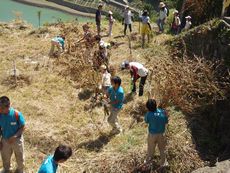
top-left (38, 144), bottom-right (72, 173)
top-left (49, 35), bottom-right (65, 57)
top-left (0, 96), bottom-right (26, 173)
top-left (145, 99), bottom-right (168, 167)
top-left (106, 76), bottom-right (124, 134)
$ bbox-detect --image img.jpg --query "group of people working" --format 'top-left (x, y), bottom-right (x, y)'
top-left (0, 2), bottom-right (191, 173)
top-left (158, 2), bottom-right (192, 35)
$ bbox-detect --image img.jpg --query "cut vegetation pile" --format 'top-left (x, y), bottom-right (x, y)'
top-left (0, 19), bottom-right (229, 173)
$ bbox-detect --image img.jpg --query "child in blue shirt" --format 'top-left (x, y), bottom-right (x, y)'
top-left (107, 76), bottom-right (124, 134)
top-left (38, 144), bottom-right (72, 173)
top-left (0, 96), bottom-right (26, 173)
top-left (49, 35), bottom-right (65, 57)
top-left (145, 99), bottom-right (168, 167)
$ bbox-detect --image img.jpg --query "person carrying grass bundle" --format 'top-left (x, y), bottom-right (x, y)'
top-left (145, 99), bottom-right (168, 167)
top-left (106, 76), bottom-right (124, 134)
top-left (49, 35), bottom-right (65, 57)
top-left (38, 144), bottom-right (72, 173)
top-left (0, 96), bottom-right (26, 173)
top-left (140, 10), bottom-right (151, 48)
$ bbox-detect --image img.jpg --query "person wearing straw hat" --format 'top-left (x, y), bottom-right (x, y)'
top-left (108, 11), bottom-right (115, 37)
top-left (184, 16), bottom-right (192, 31)
top-left (0, 96), bottom-right (26, 173)
top-left (96, 4), bottom-right (103, 36)
top-left (140, 10), bottom-right (151, 48)
top-left (123, 5), bottom-right (133, 36)
top-left (157, 2), bottom-right (168, 33)
top-left (171, 10), bottom-right (181, 35)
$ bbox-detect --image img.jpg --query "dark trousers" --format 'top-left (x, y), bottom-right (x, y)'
top-left (132, 75), bottom-right (148, 96)
top-left (124, 24), bottom-right (132, 35)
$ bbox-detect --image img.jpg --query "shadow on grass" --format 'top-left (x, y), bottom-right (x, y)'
top-left (124, 92), bottom-right (135, 104)
top-left (76, 132), bottom-right (117, 152)
top-left (78, 88), bottom-right (94, 101)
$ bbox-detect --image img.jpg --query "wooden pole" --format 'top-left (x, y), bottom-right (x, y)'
top-left (13, 61), bottom-right (17, 85)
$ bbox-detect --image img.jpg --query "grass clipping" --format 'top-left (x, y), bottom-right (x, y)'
top-left (149, 55), bottom-right (228, 113)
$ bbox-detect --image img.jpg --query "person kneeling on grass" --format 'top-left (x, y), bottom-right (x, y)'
top-left (140, 10), bottom-right (151, 48)
top-left (38, 144), bottom-right (72, 173)
top-left (49, 35), bottom-right (65, 57)
top-left (106, 76), bottom-right (124, 134)
top-left (145, 99), bottom-right (168, 167)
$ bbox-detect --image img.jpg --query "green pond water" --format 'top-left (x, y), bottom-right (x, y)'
top-left (0, 0), bottom-right (93, 26)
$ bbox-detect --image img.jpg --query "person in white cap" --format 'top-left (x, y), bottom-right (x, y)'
top-left (108, 11), bottom-right (115, 37)
top-left (96, 4), bottom-right (103, 36)
top-left (157, 2), bottom-right (168, 33)
top-left (100, 65), bottom-right (111, 94)
top-left (123, 6), bottom-right (133, 36)
top-left (184, 16), bottom-right (192, 31)
top-left (171, 10), bottom-right (181, 35)
top-left (121, 61), bottom-right (148, 96)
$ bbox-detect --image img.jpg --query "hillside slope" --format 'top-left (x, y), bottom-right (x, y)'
top-left (0, 19), bottom-right (229, 172)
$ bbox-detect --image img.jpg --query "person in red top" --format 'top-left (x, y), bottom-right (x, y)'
top-left (121, 61), bottom-right (148, 96)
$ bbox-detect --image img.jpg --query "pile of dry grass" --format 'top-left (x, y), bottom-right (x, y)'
top-left (148, 55), bottom-right (229, 113)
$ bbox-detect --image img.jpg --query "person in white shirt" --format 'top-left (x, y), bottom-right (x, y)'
top-left (171, 10), bottom-right (181, 35)
top-left (157, 2), bottom-right (168, 33)
top-left (123, 6), bottom-right (133, 36)
top-left (121, 61), bottom-right (148, 96)
top-left (108, 11), bottom-right (115, 37)
top-left (184, 16), bottom-right (192, 31)
top-left (100, 65), bottom-right (111, 94)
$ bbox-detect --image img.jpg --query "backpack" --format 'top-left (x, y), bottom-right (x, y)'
top-left (14, 110), bottom-right (19, 122)
top-left (165, 6), bottom-right (170, 16)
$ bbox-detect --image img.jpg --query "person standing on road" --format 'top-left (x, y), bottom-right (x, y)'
top-left (0, 96), bottom-right (26, 173)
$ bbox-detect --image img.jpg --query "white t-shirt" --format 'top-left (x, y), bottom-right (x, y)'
top-left (130, 62), bottom-right (148, 77)
top-left (123, 10), bottom-right (132, 25)
top-left (159, 8), bottom-right (167, 20)
top-left (184, 21), bottom-right (192, 30)
top-left (102, 71), bottom-right (111, 87)
top-left (141, 16), bottom-right (150, 24)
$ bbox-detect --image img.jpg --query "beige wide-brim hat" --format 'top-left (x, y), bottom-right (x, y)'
top-left (100, 65), bottom-right (107, 70)
top-left (109, 11), bottom-right (113, 15)
top-left (98, 3), bottom-right (103, 8)
top-left (185, 16), bottom-right (192, 19)
top-left (159, 2), bottom-right (166, 8)
top-left (173, 10), bottom-right (179, 14)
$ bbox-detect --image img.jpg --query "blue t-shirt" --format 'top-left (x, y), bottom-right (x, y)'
top-left (52, 36), bottom-right (65, 49)
top-left (145, 109), bottom-right (168, 134)
top-left (107, 86), bottom-right (124, 109)
top-left (38, 155), bottom-right (58, 173)
top-left (0, 107), bottom-right (25, 139)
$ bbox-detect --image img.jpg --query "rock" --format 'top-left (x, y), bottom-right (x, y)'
top-left (192, 160), bottom-right (230, 173)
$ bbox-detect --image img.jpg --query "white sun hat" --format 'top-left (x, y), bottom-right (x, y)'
top-left (109, 11), bottom-right (113, 15)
